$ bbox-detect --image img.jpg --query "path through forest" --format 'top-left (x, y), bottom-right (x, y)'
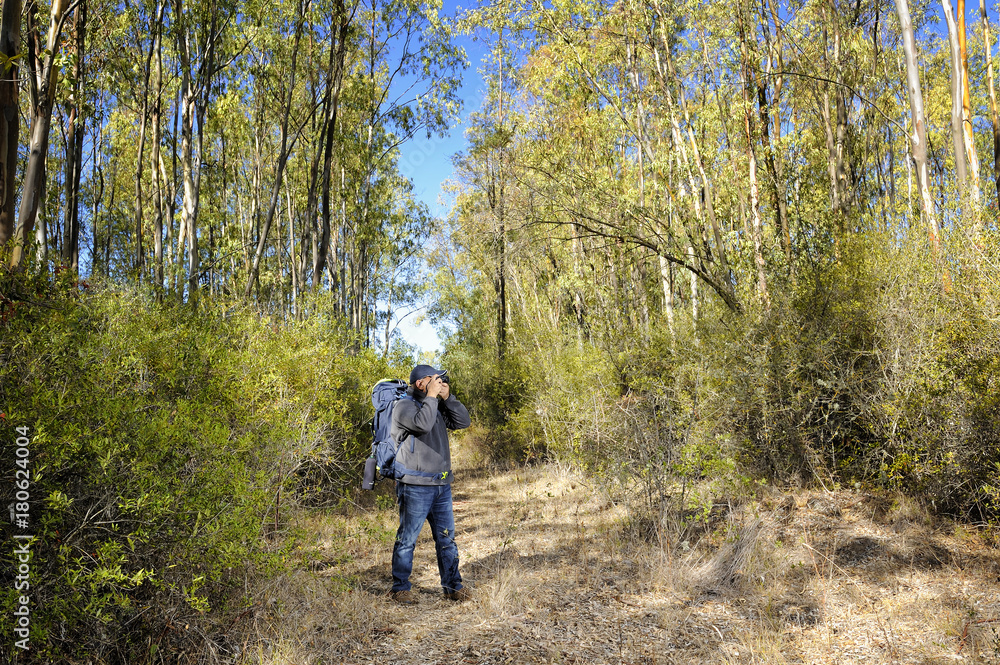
top-left (269, 453), bottom-right (1000, 664)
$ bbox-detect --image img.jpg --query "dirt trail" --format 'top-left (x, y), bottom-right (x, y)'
top-left (291, 459), bottom-right (1000, 665)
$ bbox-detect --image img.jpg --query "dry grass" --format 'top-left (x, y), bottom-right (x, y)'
top-left (231, 440), bottom-right (1000, 665)
top-left (240, 571), bottom-right (387, 664)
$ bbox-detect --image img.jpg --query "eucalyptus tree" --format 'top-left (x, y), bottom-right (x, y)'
top-left (244, 0), bottom-right (308, 298)
top-left (10, 0), bottom-right (75, 270)
top-left (895, 0), bottom-right (939, 253)
top-left (337, 0), bottom-right (464, 341)
top-left (454, 0), bottom-right (524, 360)
top-left (172, 0), bottom-right (235, 299)
top-left (737, 3), bottom-right (770, 307)
top-left (61, 0), bottom-right (85, 271)
top-left (956, 0), bottom-right (981, 204)
top-left (448, 0), bottom-right (964, 338)
top-left (527, 0), bottom-right (742, 314)
top-left (982, 0), bottom-right (1000, 207)
top-left (149, 0), bottom-right (167, 294)
top-left (0, 0), bottom-right (18, 253)
top-left (311, 0), bottom-right (356, 294)
top-left (942, 0), bottom-right (971, 207)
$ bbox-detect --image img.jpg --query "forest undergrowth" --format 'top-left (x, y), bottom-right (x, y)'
top-left (245, 434), bottom-right (1000, 665)
top-left (6, 0), bottom-right (1000, 661)
top-left (0, 273), bottom-right (409, 664)
top-left (3, 232), bottom-right (1000, 664)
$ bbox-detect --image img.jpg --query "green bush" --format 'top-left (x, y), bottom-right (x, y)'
top-left (0, 272), bottom-right (396, 663)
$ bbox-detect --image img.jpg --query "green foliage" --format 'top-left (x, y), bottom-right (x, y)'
top-left (440, 334), bottom-right (531, 463)
top-left (0, 270), bottom-right (397, 663)
top-left (438, 0), bottom-right (1000, 536)
top-left (437, 189), bottom-right (1000, 530)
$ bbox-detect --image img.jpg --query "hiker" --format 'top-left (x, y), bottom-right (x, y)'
top-left (389, 364), bottom-right (472, 604)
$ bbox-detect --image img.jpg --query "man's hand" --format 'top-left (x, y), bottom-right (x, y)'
top-left (424, 375), bottom-right (444, 399)
top-left (438, 380), bottom-right (450, 400)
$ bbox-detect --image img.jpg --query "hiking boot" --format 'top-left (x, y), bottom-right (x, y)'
top-left (389, 590), bottom-right (416, 604)
top-left (444, 587), bottom-right (473, 602)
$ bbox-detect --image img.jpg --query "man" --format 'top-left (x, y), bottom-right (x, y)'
top-left (389, 364), bottom-right (472, 604)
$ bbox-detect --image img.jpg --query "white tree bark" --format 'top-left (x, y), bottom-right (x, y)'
top-left (896, 0), bottom-right (940, 252)
top-left (942, 0), bottom-right (970, 203)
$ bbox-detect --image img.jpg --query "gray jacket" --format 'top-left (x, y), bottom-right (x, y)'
top-left (390, 387), bottom-right (471, 485)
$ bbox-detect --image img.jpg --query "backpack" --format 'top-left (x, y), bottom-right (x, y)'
top-left (361, 379), bottom-right (411, 489)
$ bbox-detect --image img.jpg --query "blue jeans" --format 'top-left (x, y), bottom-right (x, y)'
top-left (391, 483), bottom-right (463, 593)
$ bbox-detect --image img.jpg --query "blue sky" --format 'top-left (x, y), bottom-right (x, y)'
top-left (392, 1), bottom-right (489, 357)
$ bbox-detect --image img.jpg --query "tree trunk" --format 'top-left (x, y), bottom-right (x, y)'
top-left (34, 155), bottom-right (47, 263)
top-left (179, 81), bottom-right (198, 297)
top-left (654, 2), bottom-right (734, 293)
top-left (11, 0), bottom-right (71, 270)
top-left (134, 92), bottom-right (148, 281)
top-left (834, 89), bottom-right (852, 213)
top-left (496, 193), bottom-right (507, 362)
top-left (659, 254), bottom-right (674, 342)
top-left (91, 119), bottom-right (104, 274)
top-left (820, 17), bottom-right (840, 214)
top-left (68, 3), bottom-right (84, 271)
top-left (958, 0), bottom-right (981, 203)
top-left (245, 1), bottom-right (304, 298)
top-left (758, 4), bottom-right (789, 264)
top-left (628, 34), bottom-right (650, 341)
top-left (831, 14), bottom-right (852, 218)
top-left (166, 86), bottom-right (179, 293)
top-left (61, 104), bottom-right (78, 267)
top-left (739, 11), bottom-right (769, 307)
top-left (687, 244), bottom-right (698, 325)
top-left (0, 0), bottom-right (20, 252)
top-left (301, 76), bottom-right (326, 291)
top-left (767, 0), bottom-right (791, 264)
top-left (942, 0), bottom-right (970, 203)
top-left (151, 0), bottom-right (165, 295)
top-left (982, 0), bottom-right (1000, 215)
top-left (821, 88), bottom-right (839, 212)
top-left (572, 227), bottom-right (586, 348)
top-left (176, 3), bottom-right (221, 300)
top-left (895, 0), bottom-right (940, 253)
top-left (286, 180), bottom-right (299, 318)
top-left (315, 0), bottom-right (350, 289)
